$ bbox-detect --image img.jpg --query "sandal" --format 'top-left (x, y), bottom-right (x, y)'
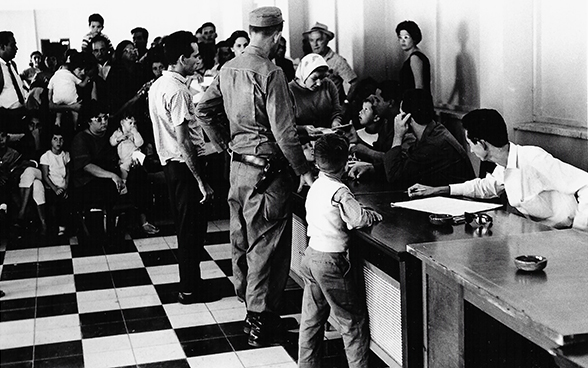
top-left (141, 222), bottom-right (160, 235)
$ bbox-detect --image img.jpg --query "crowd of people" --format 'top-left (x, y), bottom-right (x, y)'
top-left (1, 5), bottom-right (588, 367)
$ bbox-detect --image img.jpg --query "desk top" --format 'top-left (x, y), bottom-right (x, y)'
top-left (408, 229), bottom-right (588, 347)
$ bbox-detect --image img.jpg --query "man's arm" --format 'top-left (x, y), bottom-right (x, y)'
top-left (195, 76), bottom-right (230, 152)
top-left (175, 120), bottom-right (213, 204)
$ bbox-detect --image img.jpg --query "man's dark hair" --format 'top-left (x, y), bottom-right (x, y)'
top-left (396, 20), bottom-right (422, 45)
top-left (377, 80), bottom-right (401, 104)
top-left (162, 31), bottom-right (197, 66)
top-left (88, 13), bottom-right (105, 26)
top-left (401, 89), bottom-right (434, 126)
top-left (90, 34), bottom-right (108, 46)
top-left (462, 109), bottom-right (509, 147)
top-left (131, 27), bottom-right (149, 39)
top-left (201, 22), bottom-right (216, 31)
top-left (314, 133), bottom-right (349, 174)
top-left (229, 30), bottom-right (250, 47)
top-left (0, 31), bottom-right (14, 48)
top-left (249, 23), bottom-right (283, 37)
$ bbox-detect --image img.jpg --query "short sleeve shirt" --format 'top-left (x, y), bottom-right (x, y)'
top-left (40, 150), bottom-right (70, 188)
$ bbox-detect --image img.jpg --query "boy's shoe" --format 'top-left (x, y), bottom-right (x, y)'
top-left (58, 226), bottom-right (66, 236)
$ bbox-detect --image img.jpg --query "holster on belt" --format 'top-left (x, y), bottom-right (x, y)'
top-left (253, 156), bottom-right (289, 194)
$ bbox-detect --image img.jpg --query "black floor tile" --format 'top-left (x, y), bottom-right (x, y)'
top-left (204, 231), bottom-right (229, 245)
top-left (226, 334), bottom-right (257, 352)
top-left (0, 297), bottom-right (36, 312)
top-left (34, 341), bottom-right (83, 360)
top-left (137, 359), bottom-right (191, 368)
top-left (139, 250), bottom-right (178, 267)
top-left (0, 346), bottom-right (33, 365)
top-left (175, 324), bottom-right (225, 343)
top-left (181, 337), bottom-right (233, 357)
top-left (74, 272), bottom-right (114, 292)
top-left (122, 305), bottom-right (166, 321)
top-left (110, 268), bottom-right (152, 288)
top-left (70, 243), bottom-right (105, 258)
top-left (0, 262), bottom-right (38, 281)
top-left (126, 317), bottom-right (172, 334)
top-left (154, 283), bottom-right (180, 305)
top-left (37, 259), bottom-right (73, 278)
top-left (80, 310), bottom-right (124, 326)
top-left (102, 239), bottom-right (138, 255)
top-left (33, 355), bottom-right (84, 368)
top-left (0, 361), bottom-right (33, 368)
top-left (36, 293), bottom-right (78, 318)
top-left (218, 321), bottom-right (246, 337)
top-left (203, 277), bottom-right (235, 298)
top-left (81, 320), bottom-right (127, 339)
top-left (215, 259), bottom-right (233, 277)
top-left (0, 307), bottom-right (35, 322)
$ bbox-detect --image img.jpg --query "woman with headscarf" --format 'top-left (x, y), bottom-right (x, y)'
top-left (288, 53), bottom-right (342, 128)
top-left (396, 20), bottom-right (431, 97)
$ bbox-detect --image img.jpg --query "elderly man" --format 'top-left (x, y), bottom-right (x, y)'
top-left (304, 22), bottom-right (357, 104)
top-left (0, 31), bottom-right (28, 133)
top-left (196, 6), bottom-right (314, 347)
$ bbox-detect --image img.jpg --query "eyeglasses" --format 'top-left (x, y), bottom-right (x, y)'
top-left (124, 48), bottom-right (138, 54)
top-left (90, 114), bottom-right (109, 123)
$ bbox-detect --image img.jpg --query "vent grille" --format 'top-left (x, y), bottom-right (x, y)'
top-left (364, 261), bottom-right (403, 365)
top-left (291, 214), bottom-right (309, 279)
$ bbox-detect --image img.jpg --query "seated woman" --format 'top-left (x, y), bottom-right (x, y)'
top-left (70, 103), bottom-right (158, 237)
top-left (289, 53), bottom-right (342, 128)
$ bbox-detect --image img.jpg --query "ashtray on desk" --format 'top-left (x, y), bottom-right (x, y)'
top-left (429, 213), bottom-right (453, 226)
top-left (514, 255), bottom-right (548, 272)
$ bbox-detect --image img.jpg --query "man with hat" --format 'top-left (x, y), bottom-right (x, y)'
top-left (304, 22), bottom-right (357, 104)
top-left (196, 6), bottom-right (314, 347)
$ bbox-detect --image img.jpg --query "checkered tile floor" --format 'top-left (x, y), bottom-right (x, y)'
top-left (0, 219), bottom-right (384, 368)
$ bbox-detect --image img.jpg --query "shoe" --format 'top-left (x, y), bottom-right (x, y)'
top-left (243, 313), bottom-right (253, 334)
top-left (248, 312), bottom-right (285, 347)
top-left (177, 290), bottom-right (221, 305)
top-left (58, 226), bottom-right (66, 237)
top-left (177, 292), bottom-right (198, 305)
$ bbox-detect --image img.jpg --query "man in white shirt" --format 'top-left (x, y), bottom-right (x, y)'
top-left (0, 31), bottom-right (28, 133)
top-left (408, 109), bottom-right (588, 231)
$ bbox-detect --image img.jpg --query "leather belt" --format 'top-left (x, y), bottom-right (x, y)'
top-left (232, 152), bottom-right (267, 168)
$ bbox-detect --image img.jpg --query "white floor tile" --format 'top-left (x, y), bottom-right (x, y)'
top-left (213, 219), bottom-right (230, 232)
top-left (205, 296), bottom-right (243, 311)
top-left (167, 310), bottom-right (217, 329)
top-left (106, 253), bottom-right (144, 270)
top-left (201, 260), bottom-right (226, 279)
top-left (164, 236), bottom-right (178, 249)
top-left (3, 249), bottom-right (38, 264)
top-left (35, 314), bottom-right (79, 330)
top-left (188, 352), bottom-right (244, 368)
top-left (34, 326), bottom-right (81, 345)
top-left (36, 275), bottom-right (76, 297)
top-left (204, 243), bottom-right (232, 260)
top-left (0, 278), bottom-right (37, 300)
top-left (83, 349), bottom-right (136, 368)
top-left (82, 335), bottom-right (132, 354)
top-left (133, 343), bottom-right (186, 365)
top-left (77, 289), bottom-right (120, 313)
top-left (237, 346), bottom-right (294, 367)
top-left (210, 305), bottom-right (247, 324)
top-left (164, 302), bottom-right (208, 316)
top-left (72, 255), bottom-right (109, 274)
top-left (38, 245), bottom-right (71, 261)
top-left (134, 237), bottom-right (169, 252)
top-left (146, 264), bottom-right (179, 285)
top-left (0, 331), bottom-right (35, 350)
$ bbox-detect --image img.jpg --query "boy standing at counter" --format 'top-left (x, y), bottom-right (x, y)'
top-left (299, 134), bottom-right (382, 368)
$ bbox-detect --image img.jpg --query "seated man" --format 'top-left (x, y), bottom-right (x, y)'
top-left (408, 109), bottom-right (588, 231)
top-left (71, 104), bottom-right (158, 236)
top-left (349, 89), bottom-right (475, 189)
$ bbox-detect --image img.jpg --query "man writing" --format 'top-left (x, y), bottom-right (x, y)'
top-left (408, 109), bottom-right (588, 231)
top-left (196, 7), bottom-right (314, 347)
top-left (148, 31), bottom-right (214, 304)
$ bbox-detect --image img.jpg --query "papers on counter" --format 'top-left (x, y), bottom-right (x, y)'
top-left (391, 196), bottom-right (502, 216)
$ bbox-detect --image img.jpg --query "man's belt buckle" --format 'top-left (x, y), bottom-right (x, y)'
top-left (233, 153), bottom-right (267, 168)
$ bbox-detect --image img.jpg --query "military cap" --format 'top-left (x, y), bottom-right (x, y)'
top-left (249, 6), bottom-right (283, 27)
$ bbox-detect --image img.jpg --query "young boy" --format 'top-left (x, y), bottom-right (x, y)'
top-left (40, 128), bottom-right (70, 236)
top-left (299, 133), bottom-right (382, 368)
top-left (109, 114), bottom-right (144, 194)
top-left (81, 13), bottom-right (113, 53)
top-left (48, 51), bottom-right (90, 128)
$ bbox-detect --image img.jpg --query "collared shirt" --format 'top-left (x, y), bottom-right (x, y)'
top-left (0, 58), bottom-right (27, 109)
top-left (149, 70), bottom-right (206, 165)
top-left (322, 47), bottom-right (357, 102)
top-left (379, 121), bottom-right (475, 189)
top-left (196, 45), bottom-right (309, 176)
top-left (451, 143), bottom-right (588, 230)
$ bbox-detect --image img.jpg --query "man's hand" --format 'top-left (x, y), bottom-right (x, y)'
top-left (54, 187), bottom-right (64, 196)
top-left (110, 174), bottom-right (124, 194)
top-left (394, 112), bottom-right (411, 139)
top-left (198, 180), bottom-right (214, 204)
top-left (407, 183), bottom-right (441, 198)
top-left (347, 161), bottom-right (374, 180)
top-left (366, 209), bottom-right (383, 223)
top-left (298, 172), bottom-right (315, 193)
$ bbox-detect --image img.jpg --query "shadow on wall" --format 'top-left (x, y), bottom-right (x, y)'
top-left (447, 21), bottom-right (479, 110)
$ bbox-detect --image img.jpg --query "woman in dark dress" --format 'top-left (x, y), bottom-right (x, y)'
top-left (396, 20), bottom-right (431, 97)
